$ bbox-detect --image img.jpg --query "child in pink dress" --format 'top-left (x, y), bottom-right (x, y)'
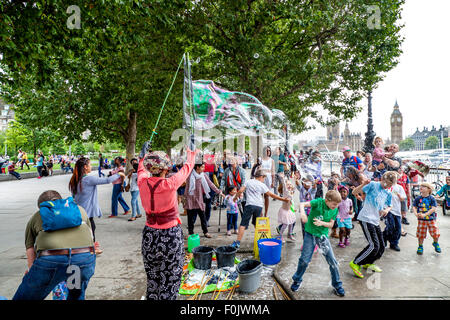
top-left (277, 178), bottom-right (296, 243)
top-left (337, 185), bottom-right (353, 248)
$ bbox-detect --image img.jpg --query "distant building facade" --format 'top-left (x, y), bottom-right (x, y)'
top-left (320, 121), bottom-right (363, 152)
top-left (0, 99), bottom-right (15, 131)
top-left (409, 125), bottom-right (449, 150)
top-left (390, 100), bottom-right (403, 144)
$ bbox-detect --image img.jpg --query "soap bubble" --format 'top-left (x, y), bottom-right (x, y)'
top-left (183, 80), bottom-right (287, 145)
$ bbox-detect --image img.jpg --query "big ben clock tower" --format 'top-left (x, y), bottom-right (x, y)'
top-left (390, 99), bottom-right (403, 144)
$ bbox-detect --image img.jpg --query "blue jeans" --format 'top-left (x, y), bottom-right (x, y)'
top-left (383, 212), bottom-right (402, 246)
top-left (13, 251), bottom-right (96, 300)
top-left (130, 190), bottom-right (141, 218)
top-left (292, 231), bottom-right (343, 290)
top-left (111, 183), bottom-right (130, 216)
top-left (10, 171), bottom-right (21, 179)
top-left (227, 213), bottom-right (238, 231)
top-left (98, 166), bottom-right (105, 177)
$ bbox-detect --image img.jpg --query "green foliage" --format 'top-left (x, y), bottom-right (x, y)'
top-left (425, 136), bottom-right (439, 150)
top-left (184, 0), bottom-right (405, 132)
top-left (444, 137), bottom-right (450, 149)
top-left (399, 138), bottom-right (415, 151)
top-left (5, 121), bottom-right (28, 153)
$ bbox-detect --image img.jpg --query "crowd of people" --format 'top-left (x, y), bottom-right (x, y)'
top-left (9, 136), bottom-right (449, 300)
top-left (0, 150), bottom-right (117, 180)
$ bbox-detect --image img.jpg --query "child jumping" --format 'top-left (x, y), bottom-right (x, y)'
top-left (413, 182), bottom-right (441, 255)
top-left (290, 190), bottom-right (345, 297)
top-left (224, 186), bottom-right (239, 236)
top-left (337, 185), bottom-right (353, 248)
top-left (349, 172), bottom-right (395, 279)
top-left (277, 178), bottom-right (296, 243)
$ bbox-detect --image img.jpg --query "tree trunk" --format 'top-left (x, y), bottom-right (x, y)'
top-left (124, 110), bottom-right (137, 174)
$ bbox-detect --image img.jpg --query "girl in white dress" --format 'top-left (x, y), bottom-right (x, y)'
top-left (277, 177), bottom-right (297, 242)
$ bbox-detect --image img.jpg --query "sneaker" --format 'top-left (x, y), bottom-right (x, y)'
top-left (390, 245), bottom-right (401, 252)
top-left (226, 231), bottom-right (232, 236)
top-left (338, 242), bottom-right (346, 248)
top-left (314, 245), bottom-right (318, 253)
top-left (417, 245), bottom-right (424, 255)
top-left (432, 242), bottom-right (441, 253)
top-left (230, 240), bottom-right (240, 249)
top-left (349, 260), bottom-right (364, 279)
top-left (233, 229), bottom-right (238, 234)
top-left (276, 225), bottom-right (281, 235)
top-left (402, 217), bottom-right (410, 225)
top-left (290, 281), bottom-right (302, 292)
top-left (363, 264), bottom-right (382, 273)
top-left (107, 215), bottom-right (117, 218)
top-left (281, 237), bottom-right (286, 244)
top-left (287, 235), bottom-right (296, 242)
top-left (204, 233), bottom-right (212, 238)
top-left (344, 238), bottom-right (350, 246)
top-left (123, 211), bottom-right (130, 215)
top-left (334, 287), bottom-right (345, 297)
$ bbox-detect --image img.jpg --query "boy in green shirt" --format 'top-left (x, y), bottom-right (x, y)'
top-left (291, 190), bottom-right (345, 297)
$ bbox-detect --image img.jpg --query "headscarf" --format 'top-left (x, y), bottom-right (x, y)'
top-left (143, 151), bottom-right (172, 176)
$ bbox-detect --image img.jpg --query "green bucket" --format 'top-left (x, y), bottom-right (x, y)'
top-left (187, 234), bottom-right (200, 253)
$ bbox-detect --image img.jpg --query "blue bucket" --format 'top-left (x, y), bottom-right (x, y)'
top-left (257, 238), bottom-right (282, 265)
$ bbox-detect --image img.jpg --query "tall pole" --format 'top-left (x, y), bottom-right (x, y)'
top-left (363, 90), bottom-right (376, 154)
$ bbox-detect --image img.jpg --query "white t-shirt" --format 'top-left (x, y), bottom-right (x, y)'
top-left (358, 182), bottom-right (392, 226)
top-left (244, 179), bottom-right (270, 208)
top-left (389, 184), bottom-right (406, 216)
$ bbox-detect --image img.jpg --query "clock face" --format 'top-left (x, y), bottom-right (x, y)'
top-left (391, 118), bottom-right (395, 123)
top-left (397, 117), bottom-right (401, 122)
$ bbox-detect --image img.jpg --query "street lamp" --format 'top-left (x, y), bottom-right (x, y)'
top-left (363, 90), bottom-right (376, 154)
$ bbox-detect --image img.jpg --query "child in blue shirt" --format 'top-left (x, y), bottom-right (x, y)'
top-left (413, 182), bottom-right (440, 254)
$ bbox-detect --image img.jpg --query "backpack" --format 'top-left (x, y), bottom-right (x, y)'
top-left (39, 197), bottom-right (82, 231)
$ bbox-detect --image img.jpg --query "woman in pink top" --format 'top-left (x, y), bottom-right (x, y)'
top-left (138, 145), bottom-right (198, 300)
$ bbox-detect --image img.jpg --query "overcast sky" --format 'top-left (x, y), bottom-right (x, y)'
top-left (295, 0), bottom-right (450, 143)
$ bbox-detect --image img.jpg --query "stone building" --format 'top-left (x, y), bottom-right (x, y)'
top-left (0, 99), bottom-right (15, 131)
top-left (409, 125), bottom-right (449, 150)
top-left (320, 121), bottom-right (363, 152)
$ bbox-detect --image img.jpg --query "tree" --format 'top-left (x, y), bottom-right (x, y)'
top-left (399, 138), bottom-right (415, 151)
top-left (1, 0), bottom-right (405, 169)
top-left (1, 1), bottom-right (188, 171)
top-left (444, 137), bottom-right (450, 149)
top-left (425, 136), bottom-right (439, 150)
top-left (183, 0), bottom-right (405, 131)
top-left (5, 121), bottom-right (28, 154)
